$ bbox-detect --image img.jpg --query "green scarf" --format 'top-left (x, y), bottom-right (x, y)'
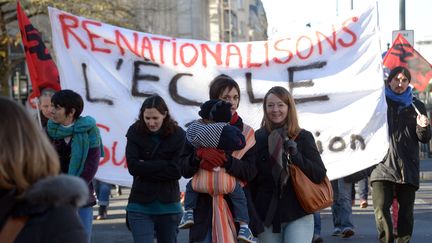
top-left (47, 116), bottom-right (103, 176)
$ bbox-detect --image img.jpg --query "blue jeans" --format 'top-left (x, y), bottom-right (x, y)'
top-left (313, 212), bottom-right (321, 235)
top-left (78, 206), bottom-right (93, 243)
top-left (94, 180), bottom-right (111, 206)
top-left (184, 180), bottom-right (249, 223)
top-left (127, 211), bottom-right (181, 243)
top-left (331, 179), bottom-right (354, 231)
top-left (258, 214), bottom-right (313, 242)
top-left (358, 177), bottom-right (369, 201)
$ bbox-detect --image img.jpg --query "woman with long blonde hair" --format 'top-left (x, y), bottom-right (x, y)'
top-left (250, 86), bottom-right (328, 243)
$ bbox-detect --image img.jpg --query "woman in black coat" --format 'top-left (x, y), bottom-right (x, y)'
top-left (0, 97), bottom-right (87, 243)
top-left (250, 86), bottom-right (327, 243)
top-left (125, 95), bottom-right (185, 243)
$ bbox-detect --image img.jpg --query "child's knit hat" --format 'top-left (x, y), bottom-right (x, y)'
top-left (198, 99), bottom-right (232, 122)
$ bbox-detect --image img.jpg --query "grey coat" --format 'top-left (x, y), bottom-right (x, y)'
top-left (0, 175), bottom-right (89, 243)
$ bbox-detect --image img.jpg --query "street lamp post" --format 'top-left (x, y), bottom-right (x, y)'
top-left (399, 0), bottom-right (406, 30)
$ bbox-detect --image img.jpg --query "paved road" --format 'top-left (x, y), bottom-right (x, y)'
top-left (92, 159), bottom-right (432, 243)
top-left (91, 182), bottom-right (432, 243)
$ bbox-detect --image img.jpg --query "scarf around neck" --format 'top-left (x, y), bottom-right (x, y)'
top-left (268, 127), bottom-right (289, 189)
top-left (385, 86), bottom-right (413, 109)
top-left (229, 112), bottom-right (243, 131)
top-left (47, 116), bottom-right (103, 176)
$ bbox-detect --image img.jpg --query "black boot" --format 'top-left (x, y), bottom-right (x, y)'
top-left (96, 205), bottom-right (107, 220)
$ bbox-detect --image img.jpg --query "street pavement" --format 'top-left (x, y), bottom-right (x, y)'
top-left (91, 159), bottom-right (432, 243)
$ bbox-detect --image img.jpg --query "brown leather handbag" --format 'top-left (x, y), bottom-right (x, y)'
top-left (289, 163), bottom-right (333, 213)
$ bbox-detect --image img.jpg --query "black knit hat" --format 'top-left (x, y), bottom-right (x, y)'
top-left (198, 99), bottom-right (232, 122)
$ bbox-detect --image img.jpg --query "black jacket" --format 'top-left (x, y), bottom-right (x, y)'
top-left (125, 123), bottom-right (185, 204)
top-left (250, 128), bottom-right (327, 233)
top-left (0, 175), bottom-right (88, 243)
top-left (370, 97), bottom-right (431, 189)
top-left (49, 138), bottom-right (99, 207)
top-left (180, 124), bottom-right (259, 242)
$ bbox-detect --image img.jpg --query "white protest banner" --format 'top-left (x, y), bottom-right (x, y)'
top-left (48, 4), bottom-right (387, 187)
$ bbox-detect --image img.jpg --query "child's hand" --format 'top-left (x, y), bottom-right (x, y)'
top-left (201, 161), bottom-right (215, 171)
top-left (197, 148), bottom-right (226, 170)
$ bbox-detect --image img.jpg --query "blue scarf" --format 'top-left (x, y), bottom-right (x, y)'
top-left (47, 116), bottom-right (103, 176)
top-left (385, 86), bottom-right (413, 109)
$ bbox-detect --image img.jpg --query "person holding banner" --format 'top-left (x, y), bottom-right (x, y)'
top-left (330, 178), bottom-right (355, 238)
top-left (93, 179), bottom-right (112, 220)
top-left (0, 97), bottom-right (88, 243)
top-left (251, 86), bottom-right (327, 243)
top-left (180, 75), bottom-right (260, 243)
top-left (46, 90), bottom-right (103, 243)
top-left (125, 95), bottom-right (185, 243)
top-left (370, 66), bottom-right (431, 243)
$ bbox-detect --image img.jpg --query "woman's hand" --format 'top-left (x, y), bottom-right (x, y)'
top-left (284, 139), bottom-right (298, 155)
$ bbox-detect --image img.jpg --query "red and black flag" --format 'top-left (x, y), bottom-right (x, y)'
top-left (383, 33), bottom-right (432, 91)
top-left (16, 1), bottom-right (61, 104)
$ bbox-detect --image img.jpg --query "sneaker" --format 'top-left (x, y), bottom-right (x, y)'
top-left (237, 227), bottom-right (257, 243)
top-left (178, 211), bottom-right (194, 229)
top-left (95, 214), bottom-right (107, 220)
top-left (342, 228), bottom-right (355, 238)
top-left (312, 234), bottom-right (324, 243)
top-left (332, 228), bottom-right (342, 236)
top-left (360, 199), bottom-right (368, 208)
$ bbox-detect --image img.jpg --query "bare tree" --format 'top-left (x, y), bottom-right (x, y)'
top-left (0, 0), bottom-right (136, 96)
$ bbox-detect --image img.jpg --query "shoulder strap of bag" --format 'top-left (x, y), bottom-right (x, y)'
top-left (290, 130), bottom-right (301, 141)
top-left (0, 216), bottom-right (29, 243)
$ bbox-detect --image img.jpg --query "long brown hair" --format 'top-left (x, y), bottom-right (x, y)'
top-left (135, 95), bottom-right (178, 137)
top-left (0, 97), bottom-right (59, 195)
top-left (261, 86), bottom-right (301, 138)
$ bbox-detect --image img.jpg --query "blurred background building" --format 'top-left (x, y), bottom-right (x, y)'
top-left (132, 0), bottom-right (267, 42)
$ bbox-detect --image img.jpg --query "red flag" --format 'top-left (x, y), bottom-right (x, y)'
top-left (16, 2), bottom-right (60, 104)
top-left (383, 33), bottom-right (432, 92)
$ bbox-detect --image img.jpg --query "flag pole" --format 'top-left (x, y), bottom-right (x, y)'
top-left (33, 97), bottom-right (42, 128)
top-left (411, 103), bottom-right (421, 116)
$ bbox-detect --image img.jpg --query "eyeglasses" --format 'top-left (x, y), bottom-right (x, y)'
top-left (221, 95), bottom-right (239, 102)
